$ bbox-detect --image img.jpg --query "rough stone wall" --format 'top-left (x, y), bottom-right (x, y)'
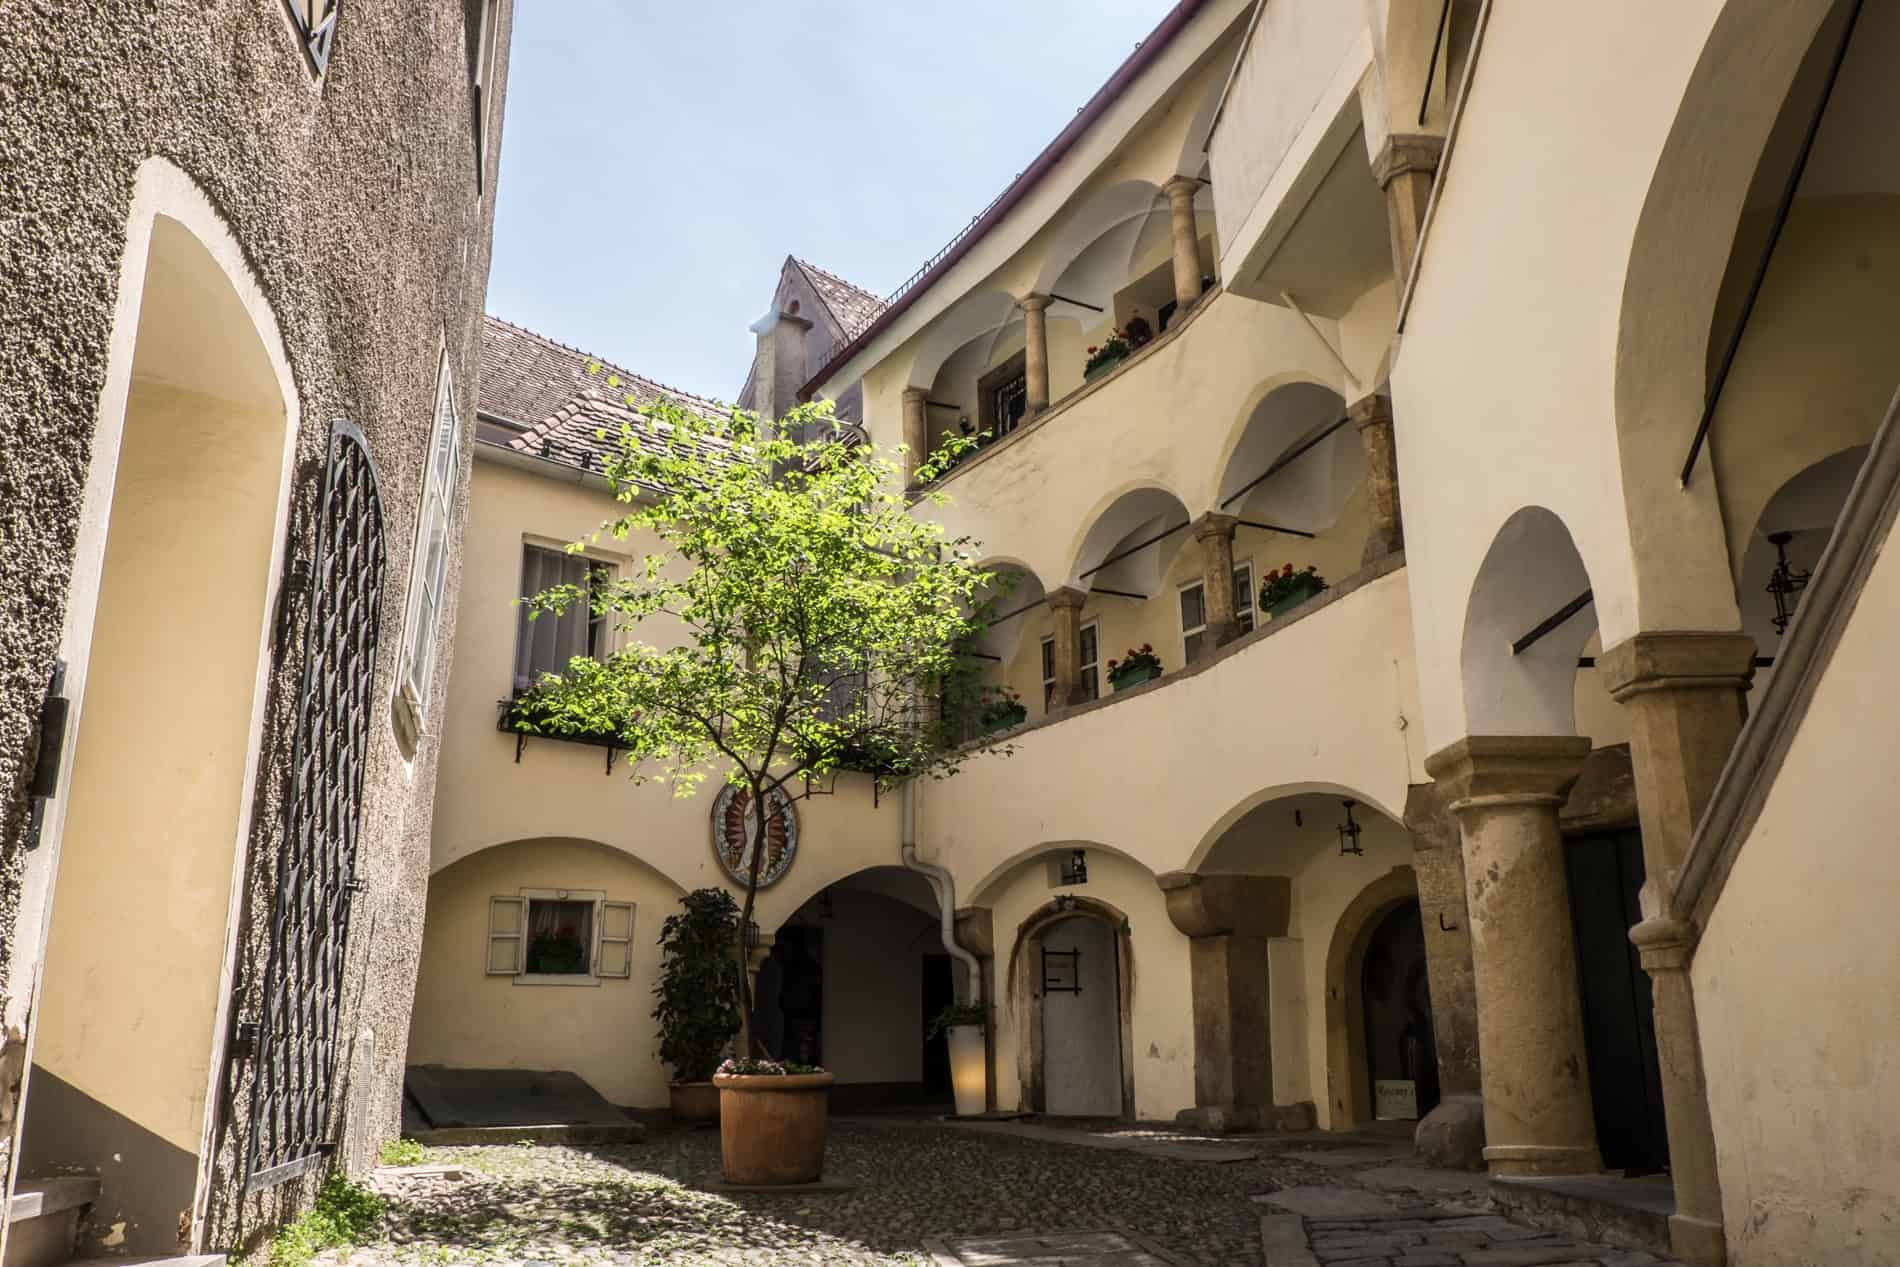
top-left (0, 0), bottom-right (510, 1251)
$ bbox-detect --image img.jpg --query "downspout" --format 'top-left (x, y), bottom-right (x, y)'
top-left (900, 778), bottom-right (980, 1003)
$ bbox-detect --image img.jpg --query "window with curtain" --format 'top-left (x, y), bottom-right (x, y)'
top-left (1079, 622), bottom-right (1100, 701)
top-left (514, 544), bottom-right (609, 692)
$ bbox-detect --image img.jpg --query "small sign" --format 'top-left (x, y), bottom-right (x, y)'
top-left (1374, 1079), bottom-right (1418, 1120)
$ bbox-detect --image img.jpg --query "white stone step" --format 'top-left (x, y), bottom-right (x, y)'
top-left (4, 1177), bottom-right (100, 1267)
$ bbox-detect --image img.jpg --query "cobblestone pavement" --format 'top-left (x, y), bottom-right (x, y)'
top-left (318, 1121), bottom-right (1677, 1267)
top-left (1265, 1209), bottom-right (1682, 1267)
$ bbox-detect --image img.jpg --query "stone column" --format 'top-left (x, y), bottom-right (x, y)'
top-left (1158, 872), bottom-right (1290, 1133)
top-left (1191, 513), bottom-right (1240, 658)
top-left (1351, 392), bottom-right (1403, 564)
top-left (1425, 735), bottom-right (1601, 1177)
top-left (1162, 176), bottom-right (1205, 312)
top-left (1021, 294), bottom-right (1053, 415)
top-left (1404, 781), bottom-right (1486, 1168)
top-left (901, 386), bottom-right (930, 487)
top-left (1045, 586), bottom-right (1087, 707)
top-left (1372, 133), bottom-right (1444, 280)
top-left (1599, 631), bottom-right (1754, 1267)
top-left (955, 906), bottom-right (998, 1113)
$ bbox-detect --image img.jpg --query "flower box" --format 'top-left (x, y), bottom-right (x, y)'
top-left (1109, 663), bottom-right (1161, 691)
top-left (1266, 573), bottom-right (1327, 620)
top-left (980, 702), bottom-right (1028, 733)
top-left (1084, 351), bottom-right (1128, 382)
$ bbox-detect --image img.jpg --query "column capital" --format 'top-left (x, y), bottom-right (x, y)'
top-left (1158, 872), bottom-right (1290, 939)
top-left (900, 385), bottom-right (929, 404)
top-left (1629, 916), bottom-right (1697, 972)
top-left (1190, 511), bottom-right (1239, 544)
top-left (954, 905), bottom-right (995, 961)
top-left (1425, 735), bottom-right (1592, 817)
top-left (1348, 390), bottom-right (1394, 431)
top-left (1401, 780), bottom-right (1461, 853)
top-left (1596, 630), bottom-right (1757, 704)
top-left (1045, 585), bottom-right (1087, 612)
top-left (1162, 174), bottom-right (1201, 201)
top-left (1018, 293), bottom-right (1054, 313)
top-left (1372, 132), bottom-right (1445, 190)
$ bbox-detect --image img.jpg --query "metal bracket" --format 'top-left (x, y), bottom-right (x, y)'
top-left (25, 660), bottom-right (70, 852)
top-left (230, 1021), bottom-right (263, 1062)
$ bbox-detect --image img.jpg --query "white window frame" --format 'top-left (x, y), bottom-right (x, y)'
top-left (1179, 578), bottom-right (1208, 662)
top-left (1078, 621), bottom-right (1100, 702)
top-left (1040, 635), bottom-right (1057, 709)
top-left (1181, 561), bottom-right (1258, 661)
top-left (394, 351), bottom-right (463, 750)
top-left (515, 538), bottom-right (618, 692)
top-left (486, 888), bottom-right (635, 986)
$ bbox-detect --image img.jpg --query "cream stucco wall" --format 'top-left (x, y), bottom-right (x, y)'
top-left (409, 838), bottom-right (681, 1107)
top-left (427, 453), bottom-right (904, 931)
top-left (925, 566), bottom-right (1424, 898)
top-left (1693, 528), bottom-right (1900, 1266)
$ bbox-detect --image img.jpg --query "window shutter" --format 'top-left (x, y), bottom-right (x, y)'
top-left (595, 901), bottom-right (635, 979)
top-left (486, 896), bottom-right (526, 975)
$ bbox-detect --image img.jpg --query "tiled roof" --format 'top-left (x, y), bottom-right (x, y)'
top-left (791, 258), bottom-right (889, 342)
top-left (478, 315), bottom-right (725, 433)
top-left (506, 389), bottom-right (734, 482)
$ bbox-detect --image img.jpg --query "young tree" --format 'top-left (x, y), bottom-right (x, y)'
top-left (515, 395), bottom-right (1006, 1054)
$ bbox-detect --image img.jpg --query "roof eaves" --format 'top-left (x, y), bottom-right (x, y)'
top-left (797, 0), bottom-right (1210, 401)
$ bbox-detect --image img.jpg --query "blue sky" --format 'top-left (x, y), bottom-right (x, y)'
top-left (485, 1), bottom-right (1174, 403)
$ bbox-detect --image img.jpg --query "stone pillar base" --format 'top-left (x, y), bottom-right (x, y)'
top-left (1482, 1142), bottom-right (1603, 1177)
top-left (1669, 1212), bottom-right (1727, 1267)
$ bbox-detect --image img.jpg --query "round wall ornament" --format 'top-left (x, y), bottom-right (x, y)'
top-left (711, 783), bottom-right (798, 889)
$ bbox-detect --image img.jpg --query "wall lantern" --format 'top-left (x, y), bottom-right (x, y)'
top-left (1337, 800), bottom-right (1364, 857)
top-left (958, 415), bottom-right (974, 436)
top-left (1059, 849), bottom-right (1089, 886)
top-left (1765, 530), bottom-right (1811, 635)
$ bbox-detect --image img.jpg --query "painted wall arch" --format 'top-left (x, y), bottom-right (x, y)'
top-left (1461, 506), bottom-right (1598, 737)
top-left (1062, 481), bottom-right (1194, 594)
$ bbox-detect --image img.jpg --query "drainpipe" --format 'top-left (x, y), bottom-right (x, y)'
top-left (900, 778), bottom-right (981, 1003)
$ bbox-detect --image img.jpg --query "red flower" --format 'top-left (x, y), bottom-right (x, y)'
top-left (1107, 659), bottom-right (1118, 669)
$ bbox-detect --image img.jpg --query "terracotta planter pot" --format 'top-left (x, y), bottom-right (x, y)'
top-left (714, 1071), bottom-right (834, 1184)
top-left (669, 1080), bottom-right (720, 1124)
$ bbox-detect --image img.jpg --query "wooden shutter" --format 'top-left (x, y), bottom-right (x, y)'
top-left (486, 896), bottom-right (526, 975)
top-left (595, 901), bottom-right (635, 979)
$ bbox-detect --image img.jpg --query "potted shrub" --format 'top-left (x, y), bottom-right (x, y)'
top-left (1106, 644), bottom-right (1163, 692)
top-left (978, 688), bottom-right (1027, 734)
top-left (928, 1002), bottom-right (989, 1117)
top-left (712, 1057), bottom-right (835, 1184)
top-left (654, 888), bottom-right (742, 1123)
top-left (1262, 564), bottom-right (1327, 620)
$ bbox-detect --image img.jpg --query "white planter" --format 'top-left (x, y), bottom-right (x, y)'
top-left (947, 1024), bottom-right (987, 1117)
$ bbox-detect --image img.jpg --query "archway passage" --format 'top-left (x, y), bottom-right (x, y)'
top-left (1360, 901), bottom-right (1440, 1123)
top-left (762, 867), bottom-right (959, 1114)
top-left (20, 210), bottom-right (295, 1255)
top-left (1038, 915), bottom-right (1124, 1117)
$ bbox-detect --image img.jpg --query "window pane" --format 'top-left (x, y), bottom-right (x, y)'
top-left (1040, 637), bottom-right (1055, 684)
top-left (1180, 583), bottom-right (1205, 632)
top-left (1185, 630), bottom-right (1205, 661)
top-left (1232, 564), bottom-right (1253, 616)
top-left (403, 358), bottom-right (461, 711)
top-left (524, 899), bottom-right (595, 975)
top-left (1079, 625), bottom-right (1098, 668)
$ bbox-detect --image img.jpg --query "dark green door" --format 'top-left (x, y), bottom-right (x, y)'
top-left (1564, 828), bottom-right (1669, 1174)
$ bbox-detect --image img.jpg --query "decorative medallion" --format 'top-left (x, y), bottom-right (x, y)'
top-left (711, 784), bottom-right (798, 889)
top-left (284, 0), bottom-right (339, 76)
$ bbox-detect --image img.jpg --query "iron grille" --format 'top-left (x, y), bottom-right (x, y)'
top-left (242, 420), bottom-right (387, 1192)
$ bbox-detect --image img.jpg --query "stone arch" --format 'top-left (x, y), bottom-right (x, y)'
top-left (1063, 480), bottom-right (1194, 594)
top-left (1210, 380), bottom-right (1354, 528)
top-left (438, 831), bottom-right (700, 894)
top-left (1611, 0), bottom-right (1841, 637)
top-left (964, 839), bottom-right (1155, 911)
top-left (904, 288), bottom-right (1021, 391)
top-left (968, 556), bottom-right (1049, 668)
top-left (1004, 893), bottom-right (1137, 1119)
top-left (1323, 865), bottom-right (1423, 1129)
top-left (1031, 179), bottom-right (1166, 299)
top-left (1735, 443), bottom-right (1871, 667)
top-left (1461, 506), bottom-right (1597, 737)
top-left (20, 157), bottom-right (303, 1257)
top-left (1184, 779), bottom-right (1404, 875)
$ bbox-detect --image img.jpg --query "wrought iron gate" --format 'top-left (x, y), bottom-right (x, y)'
top-left (241, 420), bottom-right (388, 1191)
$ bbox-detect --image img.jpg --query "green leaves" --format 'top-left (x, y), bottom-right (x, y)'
top-left (520, 397), bottom-right (1000, 797)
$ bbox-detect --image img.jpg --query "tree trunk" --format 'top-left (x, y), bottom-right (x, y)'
top-left (734, 778), bottom-right (771, 1059)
